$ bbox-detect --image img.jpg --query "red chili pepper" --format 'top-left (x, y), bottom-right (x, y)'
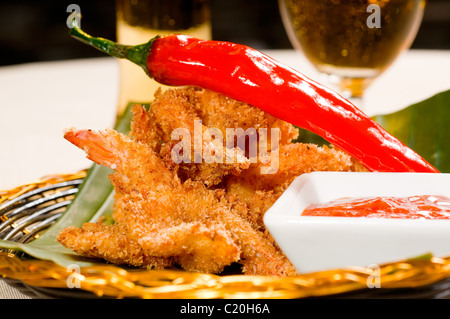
top-left (69, 22), bottom-right (439, 173)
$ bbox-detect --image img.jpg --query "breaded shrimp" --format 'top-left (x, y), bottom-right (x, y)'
top-left (128, 88), bottom-right (298, 187)
top-left (59, 87), bottom-right (355, 277)
top-left (192, 87), bottom-right (299, 147)
top-left (59, 222), bottom-right (174, 269)
top-left (148, 89), bottom-right (250, 186)
top-left (59, 128), bottom-right (296, 276)
top-left (59, 128), bottom-right (240, 273)
top-left (222, 143), bottom-right (352, 247)
top-left (230, 143), bottom-right (353, 193)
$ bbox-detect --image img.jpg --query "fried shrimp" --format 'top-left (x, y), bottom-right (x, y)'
top-left (232, 143), bottom-right (353, 193)
top-left (60, 128), bottom-right (240, 273)
top-left (147, 89), bottom-right (250, 187)
top-left (132, 87), bottom-right (298, 187)
top-left (191, 87), bottom-right (299, 147)
top-left (223, 143), bottom-right (352, 239)
top-left (59, 128), bottom-right (295, 275)
top-left (59, 87), bottom-right (354, 276)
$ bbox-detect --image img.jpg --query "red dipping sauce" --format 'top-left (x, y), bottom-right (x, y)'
top-left (302, 195), bottom-right (450, 219)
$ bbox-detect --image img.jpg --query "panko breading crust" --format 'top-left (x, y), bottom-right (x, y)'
top-left (58, 87), bottom-right (354, 276)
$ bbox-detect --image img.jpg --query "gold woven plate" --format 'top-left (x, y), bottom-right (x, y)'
top-left (1, 172), bottom-right (450, 299)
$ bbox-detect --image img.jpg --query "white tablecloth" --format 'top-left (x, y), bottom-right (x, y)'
top-left (0, 49), bottom-right (449, 298)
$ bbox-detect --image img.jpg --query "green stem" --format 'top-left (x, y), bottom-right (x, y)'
top-left (68, 17), bottom-right (158, 76)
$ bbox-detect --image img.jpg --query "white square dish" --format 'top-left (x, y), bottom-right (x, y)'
top-left (263, 172), bottom-right (450, 274)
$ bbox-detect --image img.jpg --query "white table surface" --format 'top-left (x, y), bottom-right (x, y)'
top-left (0, 49), bottom-right (449, 298)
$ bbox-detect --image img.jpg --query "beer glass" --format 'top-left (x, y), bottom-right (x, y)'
top-left (279, 0), bottom-right (425, 111)
top-left (115, 0), bottom-right (211, 116)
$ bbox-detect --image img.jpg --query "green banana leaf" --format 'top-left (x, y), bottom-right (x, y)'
top-left (0, 89), bottom-right (449, 267)
top-left (373, 90), bottom-right (450, 173)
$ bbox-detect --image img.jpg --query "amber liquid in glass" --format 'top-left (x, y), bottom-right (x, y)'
top-left (280, 0), bottom-right (425, 97)
top-left (116, 0), bottom-right (211, 116)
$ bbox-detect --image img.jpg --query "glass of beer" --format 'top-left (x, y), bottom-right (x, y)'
top-left (278, 0), bottom-right (426, 111)
top-left (115, 0), bottom-right (211, 116)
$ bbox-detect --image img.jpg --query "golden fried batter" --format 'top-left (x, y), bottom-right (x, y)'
top-left (59, 222), bottom-right (174, 269)
top-left (149, 89), bottom-right (250, 187)
top-left (232, 143), bottom-right (352, 193)
top-left (59, 128), bottom-right (294, 275)
top-left (192, 87), bottom-right (299, 147)
top-left (59, 87), bottom-right (354, 276)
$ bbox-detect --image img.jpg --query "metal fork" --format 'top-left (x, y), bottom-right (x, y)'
top-left (0, 179), bottom-right (82, 243)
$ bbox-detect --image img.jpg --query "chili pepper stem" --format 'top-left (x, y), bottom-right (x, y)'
top-left (68, 17), bottom-right (157, 77)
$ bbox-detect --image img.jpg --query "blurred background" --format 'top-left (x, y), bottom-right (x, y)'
top-left (0, 0), bottom-right (448, 67)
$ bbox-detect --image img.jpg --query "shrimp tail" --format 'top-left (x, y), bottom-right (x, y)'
top-left (64, 128), bottom-right (125, 170)
top-left (64, 128), bottom-right (178, 189)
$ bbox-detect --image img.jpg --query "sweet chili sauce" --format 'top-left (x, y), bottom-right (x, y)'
top-left (302, 195), bottom-right (450, 219)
